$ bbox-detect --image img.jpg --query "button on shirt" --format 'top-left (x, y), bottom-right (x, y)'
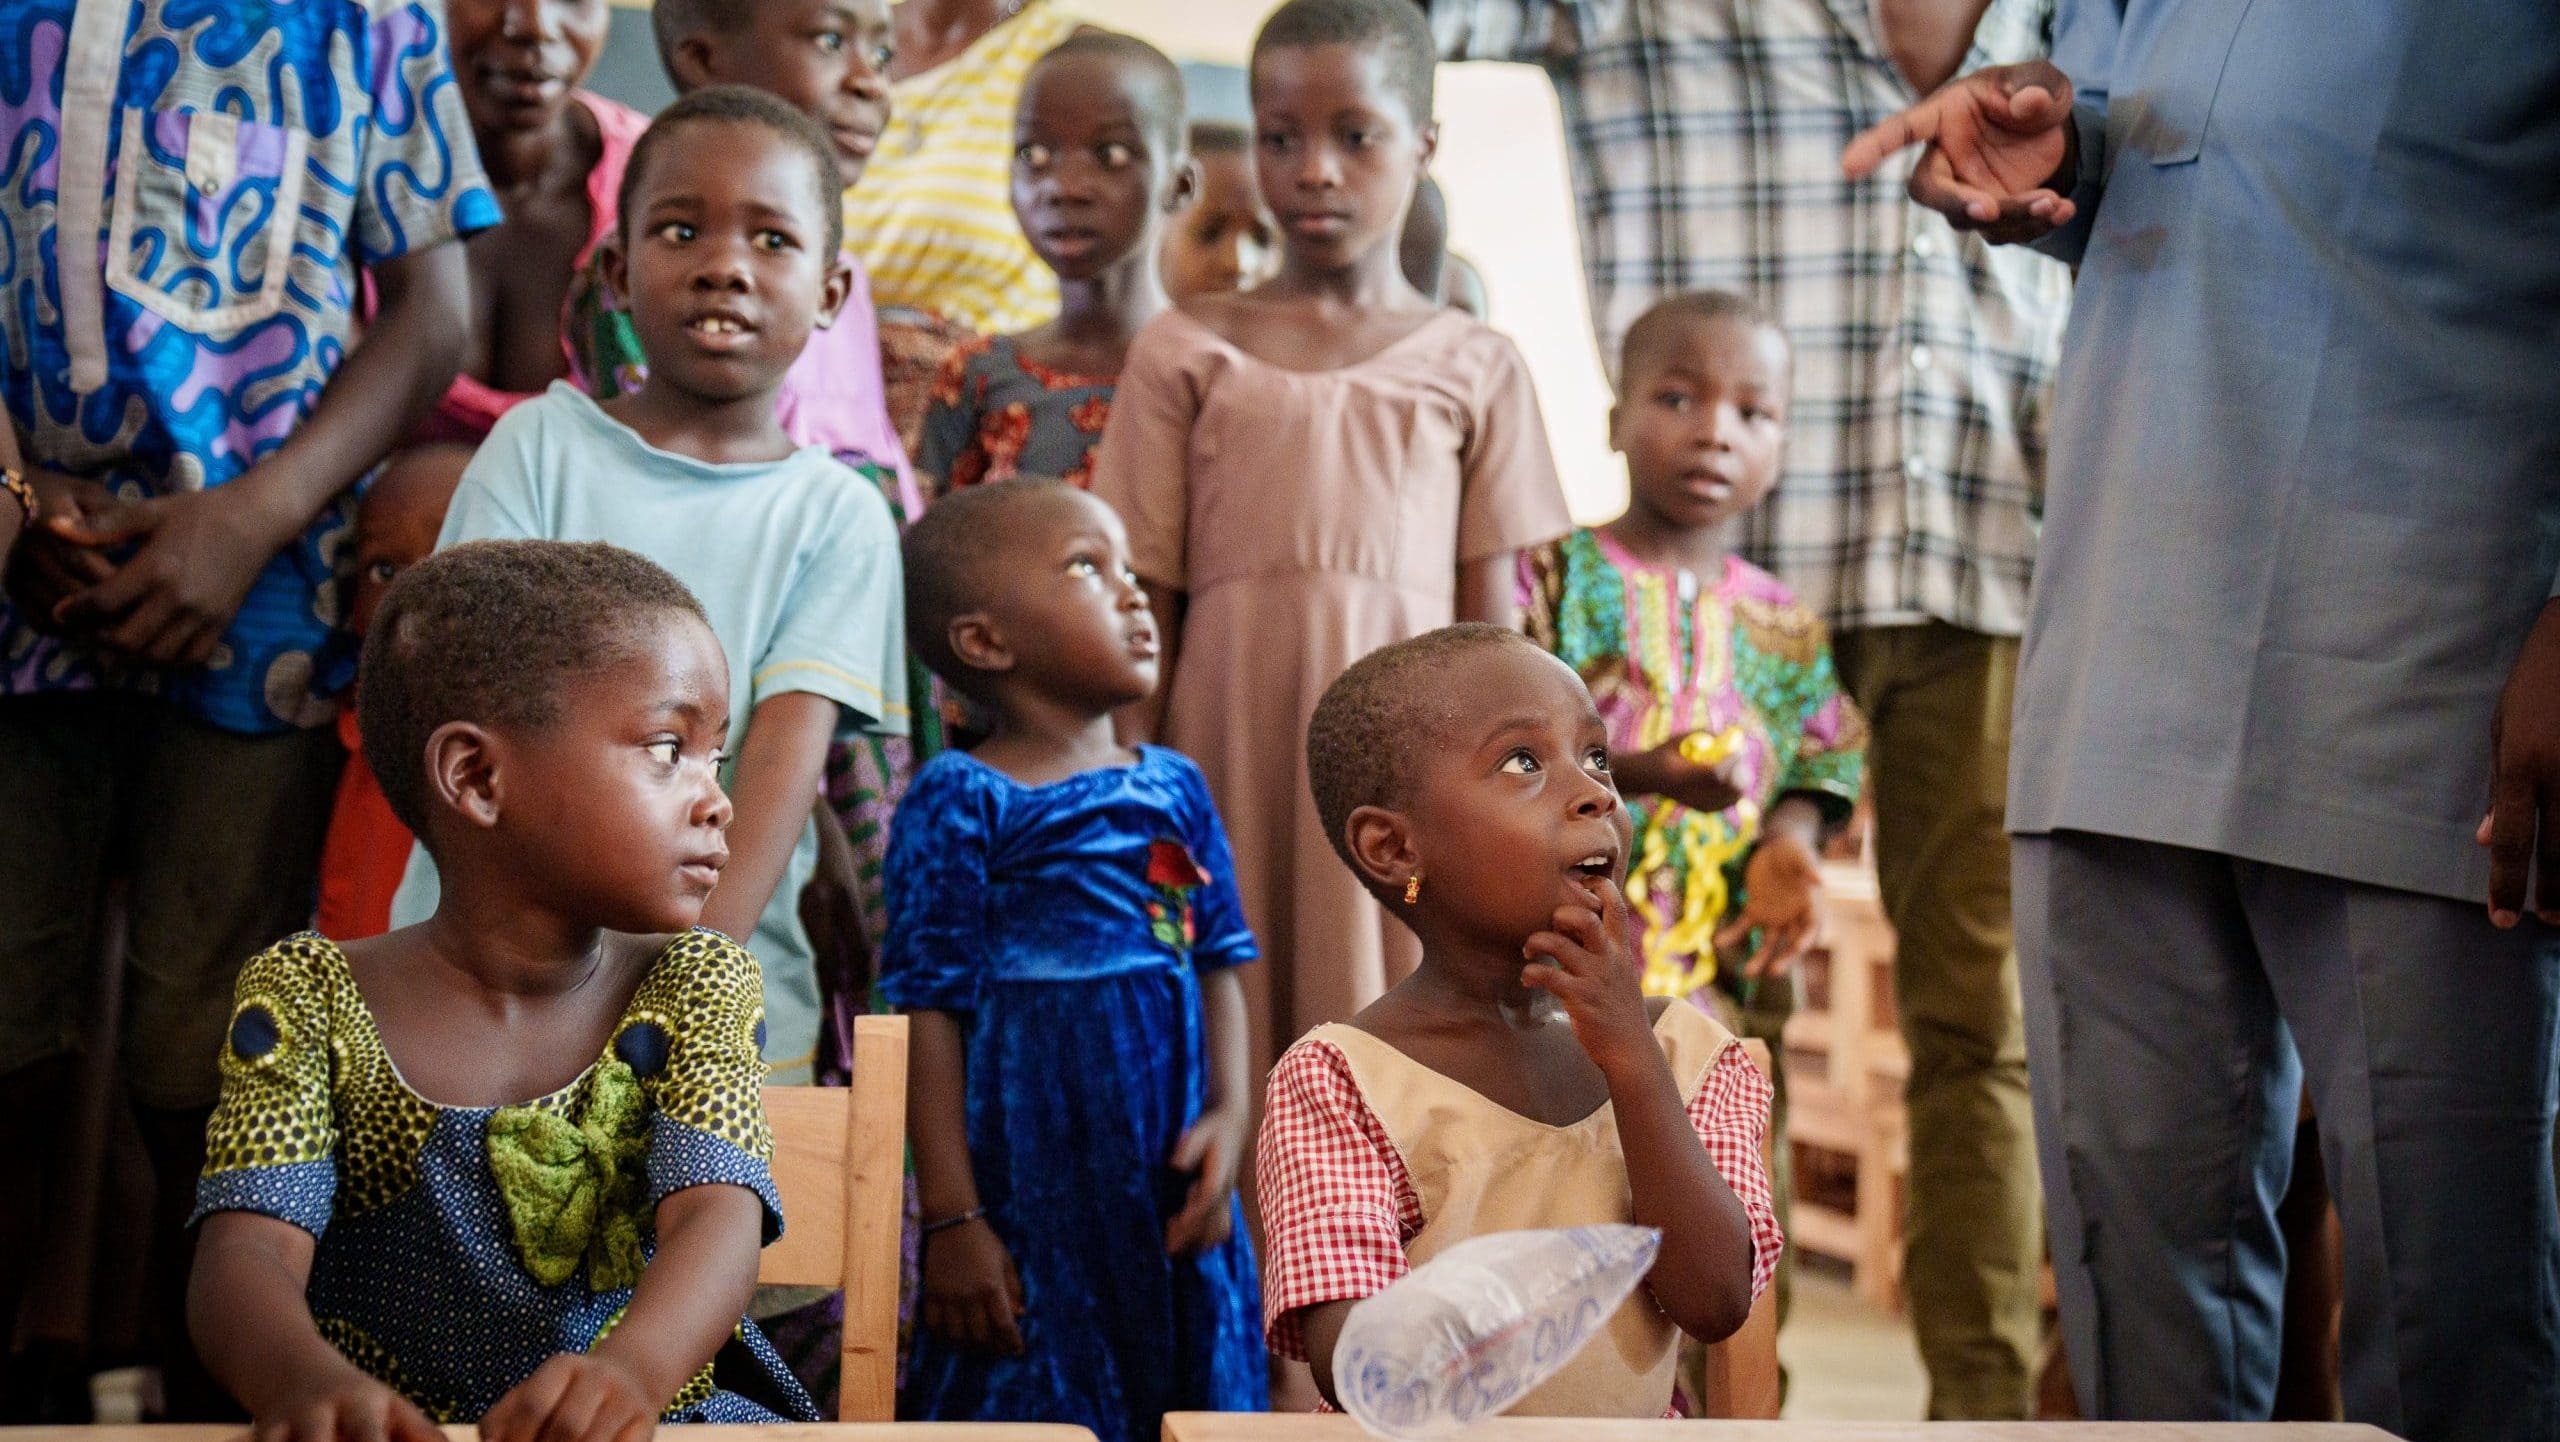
top-left (1432, 0), bottom-right (2073, 637)
top-left (0, 0), bottom-right (499, 734)
top-left (2013, 0), bottom-right (2560, 903)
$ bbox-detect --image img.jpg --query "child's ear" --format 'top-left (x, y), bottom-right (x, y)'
top-left (597, 235), bottom-right (630, 307)
top-left (1163, 155), bottom-right (1201, 215)
top-left (814, 254), bottom-right (854, 331)
top-left (1344, 804), bottom-right (1416, 896)
top-left (669, 34), bottom-right (721, 91)
top-left (1606, 401), bottom-right (1627, 456)
top-left (948, 610), bottom-right (1013, 676)
top-left (425, 721), bottom-right (505, 832)
top-left (1415, 120), bottom-right (1441, 173)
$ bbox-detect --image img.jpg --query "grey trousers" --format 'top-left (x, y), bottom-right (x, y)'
top-left (2015, 831), bottom-right (2560, 1442)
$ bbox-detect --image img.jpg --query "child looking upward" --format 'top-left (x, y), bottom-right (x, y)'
top-left (916, 33), bottom-right (1195, 494)
top-left (1257, 624), bottom-right (1783, 1418)
top-left (190, 540), bottom-right (816, 1436)
top-left (1161, 121), bottom-right (1280, 301)
top-left (884, 479), bottom-right (1265, 1442)
top-left (390, 88), bottom-right (908, 1086)
top-left (1520, 292), bottom-right (1865, 1001)
top-left (1092, 0), bottom-right (1573, 1071)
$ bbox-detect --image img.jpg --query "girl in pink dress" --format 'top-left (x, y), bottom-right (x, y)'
top-left (1090, 0), bottom-right (1572, 1076)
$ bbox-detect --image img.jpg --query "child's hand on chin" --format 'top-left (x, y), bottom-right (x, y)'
top-left (480, 1352), bottom-right (659, 1442)
top-left (1521, 877), bottom-right (1657, 1071)
top-left (253, 1362), bottom-right (441, 1442)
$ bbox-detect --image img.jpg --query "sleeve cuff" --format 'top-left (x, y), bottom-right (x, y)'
top-left (2031, 100), bottom-right (2109, 267)
top-left (751, 661), bottom-right (907, 737)
top-left (648, 1117), bottom-right (785, 1245)
top-left (191, 1159), bottom-right (336, 1237)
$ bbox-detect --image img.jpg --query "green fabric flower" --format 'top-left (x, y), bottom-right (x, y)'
top-left (486, 1059), bottom-right (651, 1291)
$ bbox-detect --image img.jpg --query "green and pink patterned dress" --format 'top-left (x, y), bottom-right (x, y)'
top-left (1521, 529), bottom-right (1867, 998)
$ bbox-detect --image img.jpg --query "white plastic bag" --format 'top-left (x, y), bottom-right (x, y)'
top-left (1333, 1224), bottom-right (1663, 1440)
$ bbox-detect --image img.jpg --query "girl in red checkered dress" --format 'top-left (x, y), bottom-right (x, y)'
top-left (1257, 624), bottom-right (1784, 1419)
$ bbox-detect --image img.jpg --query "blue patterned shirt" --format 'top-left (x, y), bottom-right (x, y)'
top-left (0, 0), bottom-right (498, 733)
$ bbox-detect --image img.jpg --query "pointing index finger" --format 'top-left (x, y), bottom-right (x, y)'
top-left (1843, 98), bottom-right (1943, 179)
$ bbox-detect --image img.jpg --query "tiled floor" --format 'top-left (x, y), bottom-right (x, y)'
top-left (1780, 1258), bottom-right (1929, 1420)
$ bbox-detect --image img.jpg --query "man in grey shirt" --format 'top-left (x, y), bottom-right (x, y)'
top-left (1846, 3), bottom-right (2560, 1439)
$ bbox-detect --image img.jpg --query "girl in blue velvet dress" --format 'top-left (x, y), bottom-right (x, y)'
top-left (881, 478), bottom-right (1265, 1442)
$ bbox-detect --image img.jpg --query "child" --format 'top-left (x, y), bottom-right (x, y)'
top-left (882, 478), bottom-right (1265, 1442)
top-left (188, 539), bottom-right (817, 1432)
top-left (915, 34), bottom-right (1195, 494)
top-left (314, 446), bottom-right (470, 942)
top-left (1160, 121), bottom-right (1279, 302)
top-left (388, 88), bottom-right (909, 1090)
top-left (1091, 0), bottom-right (1573, 1074)
top-left (1257, 623), bottom-right (1784, 1417)
top-left (568, 0), bottom-right (917, 519)
top-left (1519, 291), bottom-right (1865, 1004)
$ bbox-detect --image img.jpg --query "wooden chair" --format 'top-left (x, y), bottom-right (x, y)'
top-left (758, 1013), bottom-right (910, 1421)
top-left (1691, 1036), bottom-right (1783, 1419)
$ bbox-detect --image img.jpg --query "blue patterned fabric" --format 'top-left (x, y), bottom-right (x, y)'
top-left (880, 747), bottom-right (1266, 1442)
top-left (0, 0), bottom-right (498, 734)
top-left (191, 931), bottom-right (817, 1423)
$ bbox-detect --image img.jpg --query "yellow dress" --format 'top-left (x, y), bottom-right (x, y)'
top-left (843, 0), bottom-right (1092, 334)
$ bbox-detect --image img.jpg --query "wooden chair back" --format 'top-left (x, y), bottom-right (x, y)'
top-left (1693, 1036), bottom-right (1783, 1419)
top-left (758, 1013), bottom-right (909, 1422)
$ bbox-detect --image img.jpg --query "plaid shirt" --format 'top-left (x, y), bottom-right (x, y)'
top-left (1256, 1032), bottom-right (1781, 1361)
top-left (1433, 0), bottom-right (2073, 635)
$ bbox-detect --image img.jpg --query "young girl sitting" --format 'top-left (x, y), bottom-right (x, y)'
top-left (915, 33), bottom-right (1195, 494)
top-left (1091, 0), bottom-right (1573, 1076)
top-left (881, 478), bottom-right (1265, 1442)
top-left (1258, 624), bottom-right (1783, 1418)
top-left (189, 540), bottom-right (816, 1437)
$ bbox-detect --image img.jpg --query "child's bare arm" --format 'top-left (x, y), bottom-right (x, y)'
top-left (481, 1185), bottom-right (762, 1442)
top-left (700, 692), bottom-right (840, 941)
top-left (1298, 1297), bottom-right (1359, 1408)
top-left (1164, 966), bottom-right (1250, 1255)
top-left (1454, 552), bottom-right (1519, 628)
top-left (1115, 579), bottom-right (1185, 744)
top-left (50, 244), bottom-right (469, 664)
top-left (190, 1212), bottom-right (442, 1442)
top-left (908, 1008), bottom-right (1025, 1355)
top-left (1525, 881), bottom-right (1756, 1342)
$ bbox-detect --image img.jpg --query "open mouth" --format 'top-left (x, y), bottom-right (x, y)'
top-left (685, 312), bottom-right (755, 345)
top-left (1568, 850), bottom-right (1617, 883)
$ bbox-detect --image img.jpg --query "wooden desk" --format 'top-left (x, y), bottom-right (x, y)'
top-left (1162, 1416), bottom-right (2399, 1442)
top-left (0, 1428), bottom-right (1095, 1442)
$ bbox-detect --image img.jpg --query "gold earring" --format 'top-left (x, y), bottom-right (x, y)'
top-left (1403, 873), bottom-right (1422, 905)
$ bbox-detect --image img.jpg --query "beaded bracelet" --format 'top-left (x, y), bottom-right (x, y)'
top-left (920, 1206), bottom-right (988, 1238)
top-left (1, 468), bottom-right (33, 524)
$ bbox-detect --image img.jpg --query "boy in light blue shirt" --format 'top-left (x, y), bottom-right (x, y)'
top-left (391, 88), bottom-right (904, 1082)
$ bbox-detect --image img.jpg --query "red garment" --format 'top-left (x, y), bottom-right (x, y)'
top-left (1253, 1030), bottom-right (1783, 1362)
top-left (395, 91), bottom-right (650, 446)
top-left (314, 705), bottom-right (413, 941)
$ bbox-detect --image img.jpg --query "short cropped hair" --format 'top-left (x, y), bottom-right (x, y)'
top-left (1306, 623), bottom-right (1543, 874)
top-left (618, 85), bottom-right (846, 259)
top-left (901, 477), bottom-right (1074, 702)
top-left (1188, 119), bottom-right (1252, 156)
top-left (648, 0), bottom-right (747, 85)
top-left (1618, 289), bottom-right (1784, 384)
top-left (1252, 0), bottom-right (1436, 127)
top-left (1030, 30), bottom-right (1189, 153)
top-left (359, 540), bottom-right (711, 840)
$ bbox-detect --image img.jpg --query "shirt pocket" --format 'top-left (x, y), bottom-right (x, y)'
top-left (2130, 0), bottom-right (2258, 166)
top-left (105, 107), bottom-right (309, 335)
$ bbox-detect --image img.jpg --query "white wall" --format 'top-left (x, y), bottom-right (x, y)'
top-left (1104, 1), bottom-right (1625, 522)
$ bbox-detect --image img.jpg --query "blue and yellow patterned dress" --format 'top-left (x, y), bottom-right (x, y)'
top-left (879, 746), bottom-right (1266, 1442)
top-left (190, 930), bottom-right (819, 1423)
